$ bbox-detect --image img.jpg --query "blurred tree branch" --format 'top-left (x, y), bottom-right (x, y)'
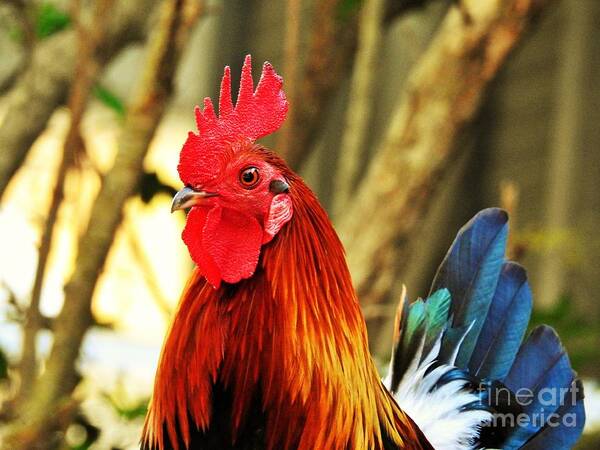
top-left (500, 180), bottom-right (524, 261)
top-left (0, 0), bottom-right (159, 200)
top-left (281, 0), bottom-right (443, 170)
top-left (338, 0), bottom-right (552, 309)
top-left (282, 0), bottom-right (357, 169)
top-left (16, 0), bottom-right (114, 410)
top-left (0, 0), bottom-right (35, 92)
top-left (276, 0), bottom-right (302, 157)
top-left (2, 0), bottom-right (200, 447)
top-left (533, 0), bottom-right (590, 310)
top-left (333, 0), bottom-right (386, 218)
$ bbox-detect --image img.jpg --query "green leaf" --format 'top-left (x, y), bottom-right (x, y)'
top-left (116, 402), bottom-right (148, 420)
top-left (337, 0), bottom-right (363, 21)
top-left (102, 391), bottom-right (149, 421)
top-left (35, 3), bottom-right (71, 39)
top-left (92, 84), bottom-right (126, 117)
top-left (109, 398), bottom-right (148, 420)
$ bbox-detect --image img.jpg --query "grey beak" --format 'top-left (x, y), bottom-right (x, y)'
top-left (171, 186), bottom-right (217, 212)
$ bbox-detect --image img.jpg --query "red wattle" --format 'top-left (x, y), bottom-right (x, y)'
top-left (182, 207), bottom-right (222, 288)
top-left (182, 205), bottom-right (264, 288)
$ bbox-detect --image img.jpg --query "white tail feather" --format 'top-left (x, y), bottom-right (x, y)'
top-left (384, 337), bottom-right (492, 450)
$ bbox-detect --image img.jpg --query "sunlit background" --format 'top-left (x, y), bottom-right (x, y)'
top-left (0, 104), bottom-right (190, 448)
top-left (0, 0), bottom-right (599, 449)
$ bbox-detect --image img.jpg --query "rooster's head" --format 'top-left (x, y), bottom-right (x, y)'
top-left (171, 55), bottom-right (293, 289)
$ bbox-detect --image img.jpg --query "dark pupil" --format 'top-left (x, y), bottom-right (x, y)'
top-left (242, 169), bottom-right (256, 183)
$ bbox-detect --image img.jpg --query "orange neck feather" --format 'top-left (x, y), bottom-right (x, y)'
top-left (143, 166), bottom-right (426, 450)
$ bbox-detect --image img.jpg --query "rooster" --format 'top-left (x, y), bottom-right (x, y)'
top-left (141, 56), bottom-right (585, 450)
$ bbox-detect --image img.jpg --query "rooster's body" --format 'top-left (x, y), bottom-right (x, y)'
top-left (144, 153), bottom-right (431, 450)
top-left (141, 57), bottom-right (585, 450)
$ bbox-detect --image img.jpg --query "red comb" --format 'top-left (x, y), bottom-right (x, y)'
top-left (178, 55), bottom-right (288, 186)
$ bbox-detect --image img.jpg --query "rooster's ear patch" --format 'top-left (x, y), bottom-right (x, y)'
top-left (263, 194), bottom-right (293, 244)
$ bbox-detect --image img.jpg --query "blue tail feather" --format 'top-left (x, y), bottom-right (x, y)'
top-left (387, 208), bottom-right (585, 448)
top-left (502, 328), bottom-right (577, 448)
top-left (430, 208), bottom-right (508, 368)
top-left (520, 379), bottom-right (586, 450)
top-left (448, 211), bottom-right (585, 449)
top-left (504, 326), bottom-right (566, 391)
top-left (470, 262), bottom-right (532, 380)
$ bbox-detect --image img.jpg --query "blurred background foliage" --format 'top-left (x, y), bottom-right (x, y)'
top-left (0, 0), bottom-right (598, 448)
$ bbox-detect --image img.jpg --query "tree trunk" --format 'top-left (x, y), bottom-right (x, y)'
top-left (333, 0), bottom-right (386, 218)
top-left (337, 0), bottom-right (553, 309)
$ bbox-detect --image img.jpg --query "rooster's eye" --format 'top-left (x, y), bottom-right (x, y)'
top-left (239, 167), bottom-right (260, 189)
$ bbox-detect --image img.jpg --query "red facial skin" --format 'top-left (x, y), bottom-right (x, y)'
top-left (190, 143), bottom-right (286, 223)
top-left (181, 143), bottom-right (293, 288)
